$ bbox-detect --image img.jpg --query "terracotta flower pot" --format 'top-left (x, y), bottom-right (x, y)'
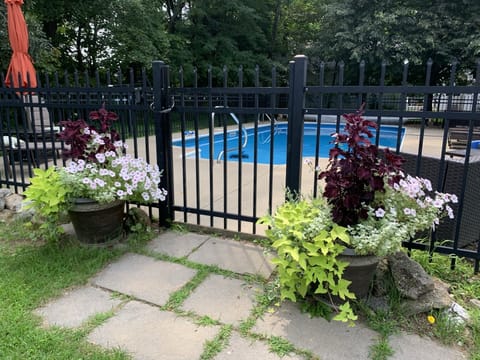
top-left (68, 199), bottom-right (125, 245)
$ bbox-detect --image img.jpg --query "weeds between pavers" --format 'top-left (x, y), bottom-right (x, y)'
top-left (2, 219), bottom-right (479, 359)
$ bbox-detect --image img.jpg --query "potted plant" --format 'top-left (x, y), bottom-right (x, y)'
top-left (24, 105), bottom-right (167, 245)
top-left (259, 109), bottom-right (457, 323)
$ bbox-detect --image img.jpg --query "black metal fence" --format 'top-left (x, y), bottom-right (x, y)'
top-left (1, 56), bottom-right (480, 271)
top-left (162, 56), bottom-right (480, 272)
top-left (0, 69), bottom-right (157, 196)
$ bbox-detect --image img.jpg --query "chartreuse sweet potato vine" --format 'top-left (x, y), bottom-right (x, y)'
top-left (259, 198), bottom-right (357, 323)
top-left (23, 166), bottom-right (72, 242)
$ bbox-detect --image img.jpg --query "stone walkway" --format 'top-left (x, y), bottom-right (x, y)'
top-left (34, 231), bottom-right (467, 360)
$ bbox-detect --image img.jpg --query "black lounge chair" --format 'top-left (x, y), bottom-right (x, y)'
top-left (447, 119), bottom-right (480, 149)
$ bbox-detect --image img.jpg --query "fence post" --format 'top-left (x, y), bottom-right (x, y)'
top-left (285, 55), bottom-right (308, 197)
top-left (152, 60), bottom-right (174, 226)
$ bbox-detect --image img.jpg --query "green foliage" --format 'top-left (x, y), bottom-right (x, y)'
top-left (2, 0), bottom-right (479, 84)
top-left (410, 251), bottom-right (480, 303)
top-left (430, 310), bottom-right (466, 346)
top-left (258, 198), bottom-right (357, 323)
top-left (200, 325), bottom-right (232, 360)
top-left (102, 0), bottom-right (171, 70)
top-left (369, 338), bottom-right (394, 360)
top-left (268, 336), bottom-right (295, 357)
top-left (23, 167), bottom-right (72, 242)
top-left (301, 298), bottom-right (334, 319)
top-left (470, 309), bottom-right (480, 359)
top-left (308, 0), bottom-right (480, 84)
top-left (0, 239), bottom-right (125, 359)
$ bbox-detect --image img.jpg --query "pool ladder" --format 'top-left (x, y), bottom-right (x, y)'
top-left (212, 106), bottom-right (248, 162)
top-left (260, 114), bottom-right (281, 144)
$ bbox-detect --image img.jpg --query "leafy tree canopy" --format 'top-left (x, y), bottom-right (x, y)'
top-left (0, 0), bottom-right (478, 85)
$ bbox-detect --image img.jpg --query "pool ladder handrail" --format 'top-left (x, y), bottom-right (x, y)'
top-left (260, 114), bottom-right (281, 144)
top-left (212, 107), bottom-right (248, 162)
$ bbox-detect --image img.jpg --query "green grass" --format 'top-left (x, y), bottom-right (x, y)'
top-left (470, 309), bottom-right (480, 359)
top-left (369, 338), bottom-right (394, 360)
top-left (396, 251), bottom-right (480, 357)
top-left (200, 325), bottom-right (233, 360)
top-left (0, 220), bottom-right (129, 359)
top-left (268, 336), bottom-right (296, 357)
top-left (162, 270), bottom-right (210, 311)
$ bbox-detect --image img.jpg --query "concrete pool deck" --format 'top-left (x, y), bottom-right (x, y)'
top-left (124, 123), bottom-right (447, 233)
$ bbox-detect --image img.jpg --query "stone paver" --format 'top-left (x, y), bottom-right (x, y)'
top-left (88, 301), bottom-right (219, 360)
top-left (92, 253), bottom-right (196, 306)
top-left (34, 286), bottom-right (122, 328)
top-left (215, 331), bottom-right (303, 360)
top-left (147, 231), bottom-right (209, 258)
top-left (31, 235), bottom-right (473, 360)
top-left (389, 333), bottom-right (467, 360)
top-left (188, 237), bottom-right (274, 277)
top-left (252, 301), bottom-right (378, 360)
top-left (181, 274), bottom-right (261, 325)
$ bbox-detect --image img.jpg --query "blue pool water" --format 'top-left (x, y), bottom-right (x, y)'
top-left (172, 123), bottom-right (405, 165)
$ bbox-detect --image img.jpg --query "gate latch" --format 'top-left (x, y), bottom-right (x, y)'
top-left (150, 96), bottom-right (175, 113)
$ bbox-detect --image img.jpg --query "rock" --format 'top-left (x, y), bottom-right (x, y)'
top-left (366, 296), bottom-right (390, 312)
top-left (401, 277), bottom-right (452, 315)
top-left (15, 204), bottom-right (35, 222)
top-left (5, 194), bottom-right (24, 212)
top-left (0, 188), bottom-right (12, 199)
top-left (387, 251), bottom-right (435, 300)
top-left (372, 258), bottom-right (390, 296)
top-left (448, 302), bottom-right (470, 324)
top-left (0, 209), bottom-right (15, 222)
top-left (125, 207), bottom-right (152, 231)
top-left (470, 298), bottom-right (480, 309)
top-left (0, 198), bottom-right (5, 210)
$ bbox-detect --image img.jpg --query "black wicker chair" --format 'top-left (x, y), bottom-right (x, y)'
top-left (400, 152), bottom-right (480, 248)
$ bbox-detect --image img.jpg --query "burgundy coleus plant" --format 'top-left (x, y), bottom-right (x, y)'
top-left (58, 105), bottom-right (121, 162)
top-left (318, 109), bottom-right (405, 227)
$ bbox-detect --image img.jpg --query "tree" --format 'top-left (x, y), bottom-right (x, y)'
top-left (104, 0), bottom-right (170, 72)
top-left (180, 0), bottom-right (278, 84)
top-left (0, 2), bottom-right (57, 76)
top-left (29, 0), bottom-right (172, 76)
top-left (308, 0), bottom-right (480, 85)
top-left (164, 0), bottom-right (188, 34)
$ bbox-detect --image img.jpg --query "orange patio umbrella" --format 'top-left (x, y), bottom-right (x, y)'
top-left (4, 0), bottom-right (37, 88)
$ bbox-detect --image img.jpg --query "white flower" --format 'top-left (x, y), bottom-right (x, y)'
top-left (95, 153), bottom-right (106, 163)
top-left (375, 208), bottom-right (385, 218)
top-left (446, 205), bottom-right (454, 219)
top-left (346, 173), bottom-right (457, 256)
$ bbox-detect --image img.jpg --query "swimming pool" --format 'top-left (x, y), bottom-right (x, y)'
top-left (172, 122), bottom-right (405, 165)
